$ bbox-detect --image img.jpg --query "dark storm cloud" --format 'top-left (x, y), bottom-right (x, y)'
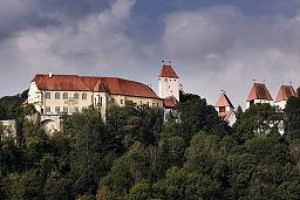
top-left (0, 0), bottom-right (113, 41)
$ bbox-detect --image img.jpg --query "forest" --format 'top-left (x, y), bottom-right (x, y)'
top-left (0, 91), bottom-right (300, 200)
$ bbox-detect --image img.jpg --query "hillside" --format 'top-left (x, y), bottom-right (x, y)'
top-left (0, 93), bottom-right (300, 200)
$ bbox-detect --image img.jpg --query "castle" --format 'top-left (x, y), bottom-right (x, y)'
top-left (27, 62), bottom-right (181, 134)
top-left (24, 61), bottom-right (298, 135)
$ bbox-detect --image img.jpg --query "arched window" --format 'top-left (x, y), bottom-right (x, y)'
top-left (55, 92), bottom-right (60, 99)
top-left (45, 92), bottom-right (51, 99)
top-left (63, 92), bottom-right (68, 99)
top-left (82, 93), bottom-right (87, 100)
top-left (74, 93), bottom-right (79, 99)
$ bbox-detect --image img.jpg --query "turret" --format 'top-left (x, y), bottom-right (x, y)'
top-left (158, 61), bottom-right (180, 101)
top-left (274, 84), bottom-right (296, 110)
top-left (215, 90), bottom-right (236, 126)
top-left (246, 81), bottom-right (273, 109)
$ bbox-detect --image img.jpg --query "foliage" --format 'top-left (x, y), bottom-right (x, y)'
top-left (1, 91), bottom-right (300, 199)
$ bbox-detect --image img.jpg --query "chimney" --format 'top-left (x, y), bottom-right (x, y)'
top-left (49, 72), bottom-right (53, 78)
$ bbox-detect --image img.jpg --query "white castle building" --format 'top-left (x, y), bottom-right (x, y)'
top-left (27, 62), bottom-right (181, 134)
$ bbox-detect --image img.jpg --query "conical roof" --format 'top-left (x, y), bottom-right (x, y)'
top-left (247, 82), bottom-right (273, 102)
top-left (275, 85), bottom-right (296, 103)
top-left (215, 91), bottom-right (234, 109)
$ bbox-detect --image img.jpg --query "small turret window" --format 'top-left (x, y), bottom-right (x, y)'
top-left (219, 107), bottom-right (226, 113)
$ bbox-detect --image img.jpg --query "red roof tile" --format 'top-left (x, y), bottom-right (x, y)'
top-left (101, 77), bottom-right (159, 99)
top-left (33, 74), bottom-right (160, 99)
top-left (215, 91), bottom-right (234, 109)
top-left (247, 83), bottom-right (273, 102)
top-left (159, 64), bottom-right (178, 78)
top-left (275, 85), bottom-right (296, 103)
top-left (163, 96), bottom-right (178, 109)
top-left (33, 74), bottom-right (90, 91)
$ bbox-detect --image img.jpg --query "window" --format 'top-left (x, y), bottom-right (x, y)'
top-left (82, 93), bottom-right (87, 100)
top-left (219, 107), bottom-right (226, 113)
top-left (157, 103), bottom-right (159, 107)
top-left (45, 106), bottom-right (51, 113)
top-left (120, 99), bottom-right (123, 105)
top-left (45, 92), bottom-right (51, 99)
top-left (100, 97), bottom-right (103, 106)
top-left (111, 98), bottom-right (115, 103)
top-left (63, 93), bottom-right (68, 99)
top-left (63, 106), bottom-right (68, 113)
top-left (74, 107), bottom-right (79, 112)
top-left (140, 101), bottom-right (143, 105)
top-left (55, 106), bottom-right (60, 113)
top-left (174, 79), bottom-right (177, 81)
top-left (55, 92), bottom-right (60, 99)
top-left (74, 93), bottom-right (79, 99)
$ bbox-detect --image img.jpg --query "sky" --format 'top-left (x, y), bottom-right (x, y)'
top-left (1, 0), bottom-right (300, 108)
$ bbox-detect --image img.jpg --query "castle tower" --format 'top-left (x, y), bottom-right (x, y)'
top-left (215, 91), bottom-right (236, 126)
top-left (158, 61), bottom-right (180, 101)
top-left (274, 84), bottom-right (296, 110)
top-left (246, 81), bottom-right (273, 109)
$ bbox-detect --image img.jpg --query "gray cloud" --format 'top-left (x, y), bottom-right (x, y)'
top-left (1, 1), bottom-right (300, 110)
top-left (0, 0), bottom-right (114, 41)
top-left (162, 6), bottom-right (300, 107)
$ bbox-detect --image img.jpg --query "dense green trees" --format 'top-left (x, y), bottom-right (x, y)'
top-left (0, 90), bottom-right (28, 120)
top-left (1, 93), bottom-right (300, 199)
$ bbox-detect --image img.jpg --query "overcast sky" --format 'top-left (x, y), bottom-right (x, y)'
top-left (1, 0), bottom-right (300, 108)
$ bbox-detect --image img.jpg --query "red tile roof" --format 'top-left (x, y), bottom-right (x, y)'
top-left (247, 82), bottom-right (273, 102)
top-left (33, 74), bottom-right (90, 91)
top-left (275, 85), bottom-right (296, 103)
top-left (163, 96), bottom-right (178, 109)
top-left (32, 74), bottom-right (160, 99)
top-left (215, 91), bottom-right (234, 109)
top-left (159, 64), bottom-right (179, 78)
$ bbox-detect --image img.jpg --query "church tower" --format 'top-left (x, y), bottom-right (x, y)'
top-left (158, 61), bottom-right (180, 101)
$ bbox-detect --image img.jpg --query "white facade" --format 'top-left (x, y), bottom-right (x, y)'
top-left (158, 77), bottom-right (180, 101)
top-left (246, 99), bottom-right (273, 109)
top-left (28, 81), bottom-right (42, 113)
top-left (274, 100), bottom-right (287, 110)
